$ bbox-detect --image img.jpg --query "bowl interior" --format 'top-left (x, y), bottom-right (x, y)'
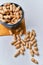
top-left (1, 3), bottom-right (24, 26)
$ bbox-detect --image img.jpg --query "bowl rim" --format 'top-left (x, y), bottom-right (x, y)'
top-left (0, 3), bottom-right (24, 26)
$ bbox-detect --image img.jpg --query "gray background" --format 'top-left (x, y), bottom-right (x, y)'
top-left (0, 0), bottom-right (43, 65)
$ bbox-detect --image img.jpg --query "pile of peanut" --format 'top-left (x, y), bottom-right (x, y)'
top-left (0, 3), bottom-right (22, 24)
top-left (11, 29), bottom-right (39, 64)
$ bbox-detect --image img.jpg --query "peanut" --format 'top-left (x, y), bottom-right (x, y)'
top-left (16, 35), bottom-right (21, 41)
top-left (13, 34), bottom-right (16, 41)
top-left (20, 49), bottom-right (24, 55)
top-left (12, 4), bottom-right (16, 12)
top-left (0, 14), bottom-right (3, 18)
top-left (31, 39), bottom-right (37, 45)
top-left (13, 19), bottom-right (18, 24)
top-left (30, 35), bottom-right (35, 41)
top-left (3, 6), bottom-right (7, 12)
top-left (31, 58), bottom-right (38, 64)
top-left (21, 39), bottom-right (26, 46)
top-left (33, 42), bottom-right (37, 47)
top-left (33, 49), bottom-right (39, 56)
top-left (19, 10), bottom-right (22, 15)
top-left (0, 10), bottom-right (4, 14)
top-left (30, 32), bottom-right (33, 38)
top-left (32, 30), bottom-right (36, 36)
top-left (29, 42), bottom-right (32, 49)
top-left (15, 6), bottom-right (20, 12)
top-left (14, 41), bottom-right (20, 46)
top-left (11, 41), bottom-right (16, 45)
top-left (14, 50), bottom-right (20, 57)
top-left (34, 47), bottom-right (38, 51)
top-left (10, 12), bottom-right (12, 15)
top-left (21, 45), bottom-right (25, 51)
top-left (16, 12), bottom-right (20, 19)
top-left (30, 49), bottom-right (34, 57)
top-left (15, 44), bottom-right (21, 49)
top-left (26, 42), bottom-right (29, 49)
top-left (19, 30), bottom-right (23, 36)
top-left (25, 34), bottom-right (29, 39)
top-left (10, 4), bottom-right (13, 11)
top-left (3, 15), bottom-right (11, 19)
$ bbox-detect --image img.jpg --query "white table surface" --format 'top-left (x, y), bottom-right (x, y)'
top-left (0, 0), bottom-right (43, 65)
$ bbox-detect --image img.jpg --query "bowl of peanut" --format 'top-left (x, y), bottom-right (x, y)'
top-left (0, 3), bottom-right (24, 28)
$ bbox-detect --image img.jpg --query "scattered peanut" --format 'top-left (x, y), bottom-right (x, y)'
top-left (25, 34), bottom-right (29, 39)
top-left (11, 41), bottom-right (17, 45)
top-left (15, 44), bottom-right (21, 49)
top-left (26, 42), bottom-right (29, 49)
top-left (14, 50), bottom-right (20, 57)
top-left (14, 40), bottom-right (20, 46)
top-left (30, 35), bottom-right (35, 41)
top-left (30, 32), bottom-right (33, 38)
top-left (24, 38), bottom-right (30, 42)
top-left (34, 47), bottom-right (38, 51)
top-left (21, 45), bottom-right (25, 51)
top-left (10, 28), bottom-right (39, 64)
top-left (21, 39), bottom-right (26, 46)
top-left (29, 42), bottom-right (32, 49)
top-left (13, 34), bottom-right (17, 42)
top-left (0, 3), bottom-right (39, 64)
top-left (30, 49), bottom-right (34, 57)
top-left (33, 49), bottom-right (39, 56)
top-left (26, 31), bottom-right (30, 35)
top-left (33, 42), bottom-right (37, 47)
top-left (20, 49), bottom-right (24, 55)
top-left (32, 30), bottom-right (36, 36)
top-left (31, 39), bottom-right (37, 45)
top-left (31, 58), bottom-right (38, 64)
